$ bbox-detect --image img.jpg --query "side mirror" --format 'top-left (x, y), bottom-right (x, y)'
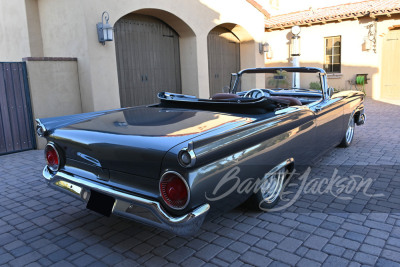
top-left (230, 73), bottom-right (238, 93)
top-left (328, 87), bottom-right (334, 98)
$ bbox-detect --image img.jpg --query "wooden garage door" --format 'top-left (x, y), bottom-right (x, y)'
top-left (208, 27), bottom-right (240, 97)
top-left (114, 15), bottom-right (182, 107)
top-left (381, 29), bottom-right (400, 100)
top-left (0, 62), bottom-right (36, 155)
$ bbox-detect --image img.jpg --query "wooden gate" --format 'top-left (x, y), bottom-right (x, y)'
top-left (114, 14), bottom-right (182, 107)
top-left (381, 29), bottom-right (400, 100)
top-left (0, 62), bottom-right (36, 155)
top-left (208, 27), bottom-right (240, 97)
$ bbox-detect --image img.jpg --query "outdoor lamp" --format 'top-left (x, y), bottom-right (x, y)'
top-left (290, 26), bottom-right (301, 57)
top-left (259, 33), bottom-right (270, 54)
top-left (291, 25), bottom-right (301, 35)
top-left (97, 11), bottom-right (113, 45)
top-left (259, 42), bottom-right (270, 54)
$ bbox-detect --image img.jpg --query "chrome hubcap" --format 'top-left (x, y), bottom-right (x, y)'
top-left (260, 168), bottom-right (286, 203)
top-left (346, 117), bottom-right (355, 143)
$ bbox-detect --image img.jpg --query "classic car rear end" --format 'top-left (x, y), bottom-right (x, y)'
top-left (37, 67), bottom-right (365, 235)
top-left (38, 106), bottom-right (263, 235)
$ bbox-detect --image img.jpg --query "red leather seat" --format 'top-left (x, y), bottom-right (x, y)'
top-left (269, 96), bottom-right (302, 106)
top-left (211, 93), bottom-right (240, 100)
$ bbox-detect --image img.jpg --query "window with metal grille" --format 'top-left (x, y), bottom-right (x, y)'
top-left (324, 36), bottom-right (341, 73)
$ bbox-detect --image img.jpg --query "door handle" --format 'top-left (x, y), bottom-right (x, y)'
top-left (315, 106), bottom-right (323, 112)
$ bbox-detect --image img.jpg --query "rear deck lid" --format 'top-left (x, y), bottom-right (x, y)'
top-left (50, 107), bottom-right (256, 178)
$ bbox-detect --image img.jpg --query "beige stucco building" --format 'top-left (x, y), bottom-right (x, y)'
top-left (264, 0), bottom-right (400, 100)
top-left (0, 0), bottom-right (399, 152)
top-left (0, 0), bottom-right (267, 113)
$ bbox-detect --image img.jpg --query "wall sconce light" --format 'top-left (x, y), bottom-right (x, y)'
top-left (364, 21), bottom-right (377, 53)
top-left (363, 36), bottom-right (372, 51)
top-left (97, 11), bottom-right (113, 45)
top-left (259, 42), bottom-right (270, 54)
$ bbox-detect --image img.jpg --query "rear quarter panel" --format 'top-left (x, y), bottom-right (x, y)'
top-left (160, 107), bottom-right (317, 216)
top-left (336, 91), bottom-right (365, 129)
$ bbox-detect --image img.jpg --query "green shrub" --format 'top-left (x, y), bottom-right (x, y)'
top-left (309, 82), bottom-right (322, 90)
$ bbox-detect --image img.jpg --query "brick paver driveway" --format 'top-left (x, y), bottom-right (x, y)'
top-left (1, 99), bottom-right (399, 266)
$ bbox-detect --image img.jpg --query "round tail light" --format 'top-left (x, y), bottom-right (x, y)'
top-left (45, 143), bottom-right (60, 172)
top-left (159, 172), bottom-right (189, 210)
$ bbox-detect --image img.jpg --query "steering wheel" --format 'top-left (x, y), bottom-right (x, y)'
top-left (243, 89), bottom-right (269, 99)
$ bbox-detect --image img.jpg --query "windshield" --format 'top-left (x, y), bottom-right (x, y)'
top-left (234, 70), bottom-right (323, 92)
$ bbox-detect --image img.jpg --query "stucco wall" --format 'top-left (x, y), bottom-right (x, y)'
top-left (25, 0), bottom-right (44, 58)
top-left (0, 0), bottom-right (43, 61)
top-left (264, 15), bottom-right (400, 99)
top-left (25, 58), bottom-right (82, 149)
top-left (1, 0), bottom-right (399, 113)
top-left (35, 0), bottom-right (266, 111)
top-left (1, 0), bottom-right (265, 112)
top-left (0, 0), bottom-right (31, 61)
top-left (37, 0), bottom-right (98, 113)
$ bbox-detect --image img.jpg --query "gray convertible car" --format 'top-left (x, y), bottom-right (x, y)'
top-left (36, 67), bottom-right (365, 235)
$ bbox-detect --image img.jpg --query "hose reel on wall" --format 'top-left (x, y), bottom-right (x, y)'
top-left (355, 74), bottom-right (368, 95)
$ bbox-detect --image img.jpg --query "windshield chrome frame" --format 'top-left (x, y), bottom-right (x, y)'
top-left (231, 67), bottom-right (328, 100)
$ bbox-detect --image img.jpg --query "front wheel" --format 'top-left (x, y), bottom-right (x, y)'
top-left (338, 115), bottom-right (355, 148)
top-left (248, 166), bottom-right (287, 210)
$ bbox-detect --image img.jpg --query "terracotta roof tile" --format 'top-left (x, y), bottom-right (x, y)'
top-left (265, 0), bottom-right (400, 29)
top-left (247, 0), bottom-right (271, 18)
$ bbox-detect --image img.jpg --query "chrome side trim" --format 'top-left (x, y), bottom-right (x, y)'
top-left (35, 119), bottom-right (48, 137)
top-left (177, 142), bottom-right (197, 168)
top-left (77, 152), bottom-right (102, 167)
top-left (43, 167), bottom-right (209, 235)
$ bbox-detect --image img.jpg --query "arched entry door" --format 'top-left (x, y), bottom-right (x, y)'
top-left (381, 29), bottom-right (400, 100)
top-left (114, 14), bottom-right (182, 107)
top-left (207, 26), bottom-right (240, 97)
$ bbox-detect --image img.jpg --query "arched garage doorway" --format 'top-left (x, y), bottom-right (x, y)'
top-left (207, 26), bottom-right (240, 96)
top-left (114, 14), bottom-right (182, 107)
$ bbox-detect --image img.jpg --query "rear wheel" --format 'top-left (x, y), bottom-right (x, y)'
top-left (248, 166), bottom-right (287, 210)
top-left (338, 115), bottom-right (355, 147)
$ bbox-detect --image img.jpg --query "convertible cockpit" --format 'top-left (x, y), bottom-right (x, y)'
top-left (157, 90), bottom-right (321, 114)
top-left (157, 67), bottom-right (326, 114)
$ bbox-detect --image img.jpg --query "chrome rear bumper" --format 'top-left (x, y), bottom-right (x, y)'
top-left (43, 167), bottom-right (209, 235)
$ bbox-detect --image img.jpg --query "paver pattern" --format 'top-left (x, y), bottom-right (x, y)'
top-left (0, 99), bottom-right (399, 266)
